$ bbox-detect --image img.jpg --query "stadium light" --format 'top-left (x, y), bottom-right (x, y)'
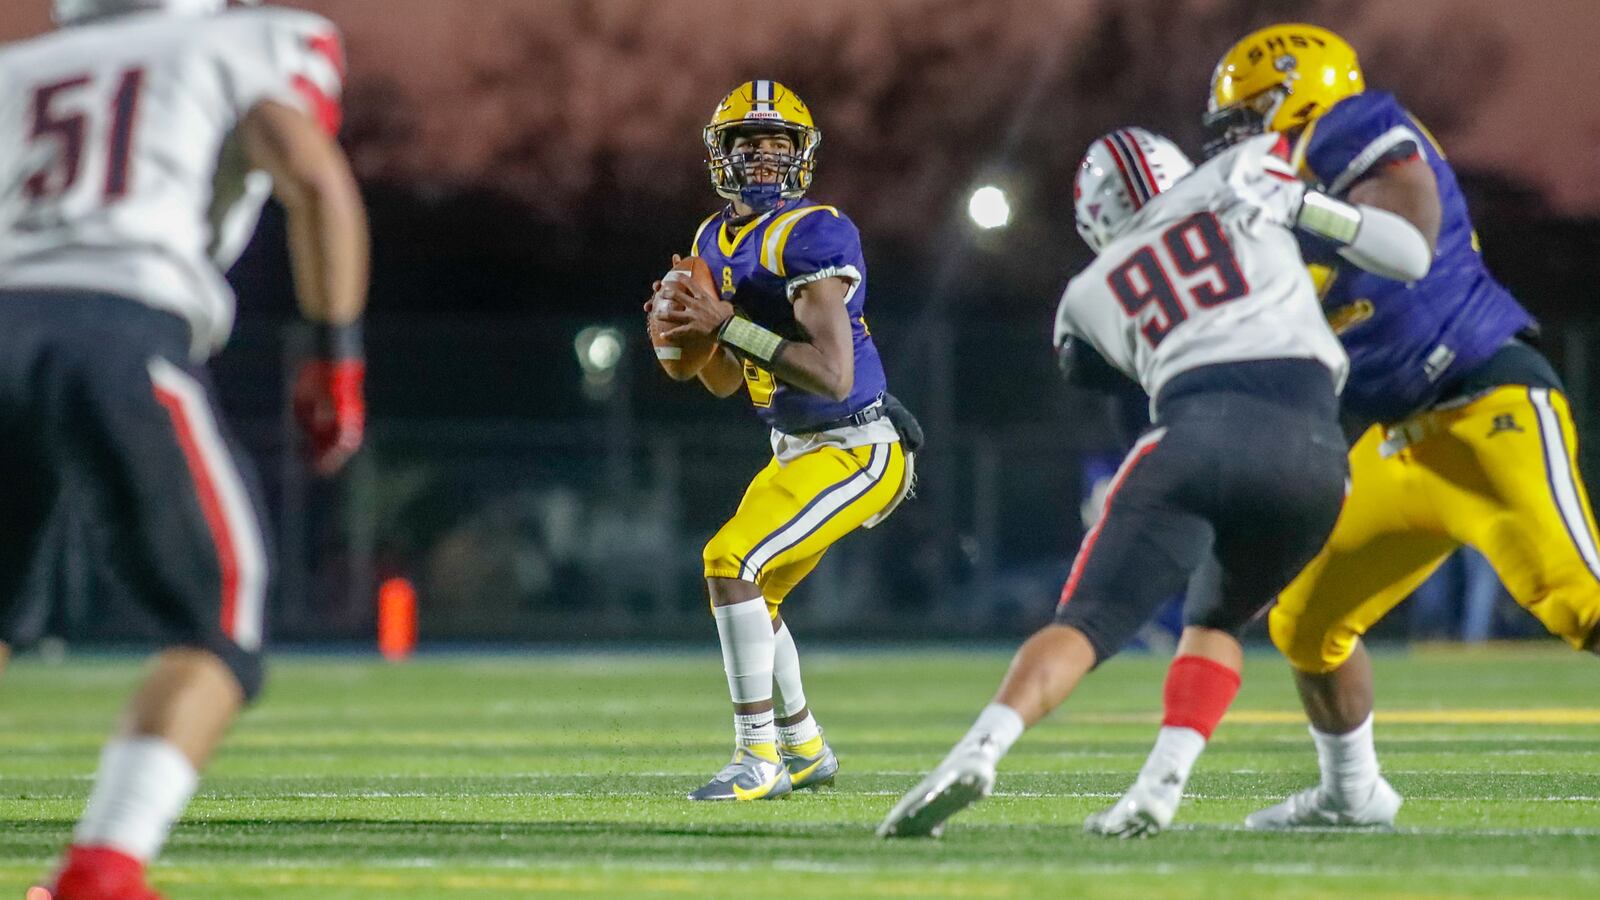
top-left (575, 325), bottom-right (626, 401)
top-left (575, 326), bottom-right (624, 380)
top-left (967, 185), bottom-right (1012, 230)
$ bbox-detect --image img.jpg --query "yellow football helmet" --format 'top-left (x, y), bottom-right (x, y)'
top-left (704, 80), bottom-right (820, 210)
top-left (1204, 23), bottom-right (1365, 156)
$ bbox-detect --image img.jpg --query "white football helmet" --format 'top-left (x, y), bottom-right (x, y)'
top-left (54, 0), bottom-right (254, 26)
top-left (1074, 128), bottom-right (1195, 253)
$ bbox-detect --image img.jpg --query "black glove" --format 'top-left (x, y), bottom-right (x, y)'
top-left (881, 393), bottom-right (924, 453)
top-left (1057, 335), bottom-right (1138, 393)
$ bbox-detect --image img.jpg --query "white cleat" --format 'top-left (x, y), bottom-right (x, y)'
top-left (877, 747), bottom-right (996, 838)
top-left (1084, 776), bottom-right (1181, 838)
top-left (1245, 777), bottom-right (1402, 830)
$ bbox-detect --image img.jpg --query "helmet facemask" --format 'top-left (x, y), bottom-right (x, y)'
top-left (704, 122), bottom-right (818, 213)
top-left (1202, 85), bottom-right (1288, 159)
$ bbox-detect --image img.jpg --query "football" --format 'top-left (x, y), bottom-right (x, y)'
top-left (649, 256), bottom-right (721, 380)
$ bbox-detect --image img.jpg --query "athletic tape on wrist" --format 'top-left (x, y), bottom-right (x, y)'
top-left (719, 316), bottom-right (783, 365)
top-left (313, 320), bottom-right (364, 360)
top-left (1297, 191), bottom-right (1363, 245)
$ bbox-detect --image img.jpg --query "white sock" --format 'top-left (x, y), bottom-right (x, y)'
top-left (779, 712), bottom-right (822, 750)
top-left (953, 703), bottom-right (1026, 763)
top-left (734, 711), bottom-right (778, 752)
top-left (1135, 726), bottom-right (1207, 797)
top-left (73, 737), bottom-right (199, 861)
top-left (1311, 712), bottom-right (1380, 799)
top-left (771, 621), bottom-right (809, 718)
top-left (713, 597), bottom-right (775, 705)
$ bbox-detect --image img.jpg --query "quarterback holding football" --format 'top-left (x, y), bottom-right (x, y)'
top-left (649, 80), bottom-right (921, 802)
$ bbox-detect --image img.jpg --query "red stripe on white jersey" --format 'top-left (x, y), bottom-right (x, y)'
top-left (148, 358), bottom-right (266, 651)
top-left (1058, 428), bottom-right (1166, 607)
top-left (1269, 133), bottom-right (1294, 163)
top-left (291, 75), bottom-right (343, 136)
top-left (306, 31), bottom-right (347, 80)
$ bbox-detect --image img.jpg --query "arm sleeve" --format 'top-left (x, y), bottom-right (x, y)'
top-left (780, 209), bottom-right (863, 299)
top-left (1335, 203), bottom-right (1433, 282)
top-left (1303, 92), bottom-right (1423, 197)
top-left (224, 11), bottom-right (347, 136)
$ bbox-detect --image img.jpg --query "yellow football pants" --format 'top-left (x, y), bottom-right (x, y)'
top-left (1272, 386), bottom-right (1600, 672)
top-left (704, 441), bottom-right (907, 619)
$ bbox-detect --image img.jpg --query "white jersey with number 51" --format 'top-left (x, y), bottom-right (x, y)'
top-left (1055, 133), bottom-right (1348, 403)
top-left (0, 7), bottom-right (344, 358)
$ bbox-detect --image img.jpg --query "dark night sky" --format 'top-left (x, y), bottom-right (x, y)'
top-left (7, 0), bottom-right (1598, 212)
top-left (5, 1), bottom-right (1598, 326)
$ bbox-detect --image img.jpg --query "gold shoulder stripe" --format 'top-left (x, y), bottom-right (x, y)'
top-left (689, 213), bottom-right (719, 258)
top-left (761, 205), bottom-right (838, 276)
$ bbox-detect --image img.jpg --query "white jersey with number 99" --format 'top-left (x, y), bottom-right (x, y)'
top-left (0, 7), bottom-right (344, 358)
top-left (1054, 134), bottom-right (1349, 406)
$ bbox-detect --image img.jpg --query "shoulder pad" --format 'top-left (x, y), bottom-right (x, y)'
top-left (689, 212), bottom-right (719, 258)
top-left (760, 204), bottom-right (855, 277)
top-left (1301, 92), bottom-right (1419, 194)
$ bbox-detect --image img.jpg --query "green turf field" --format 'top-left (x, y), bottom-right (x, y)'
top-left (2, 645), bottom-right (1596, 898)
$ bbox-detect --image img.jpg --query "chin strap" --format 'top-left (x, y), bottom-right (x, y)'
top-left (739, 182), bottom-right (786, 213)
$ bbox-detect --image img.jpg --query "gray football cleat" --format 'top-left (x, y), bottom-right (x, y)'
top-left (877, 746), bottom-right (995, 838)
top-left (1245, 777), bottom-right (1402, 830)
top-left (782, 741), bottom-right (840, 790)
top-left (687, 747), bottom-right (793, 801)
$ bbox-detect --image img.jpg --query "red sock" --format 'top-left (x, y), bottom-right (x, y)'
top-left (52, 845), bottom-right (159, 900)
top-left (1161, 655), bottom-right (1241, 739)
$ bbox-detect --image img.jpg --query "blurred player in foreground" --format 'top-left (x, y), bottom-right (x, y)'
top-left (1202, 24), bottom-right (1600, 829)
top-left (881, 122), bottom-right (1436, 838)
top-left (651, 81), bottom-right (920, 801)
top-left (0, 1), bottom-right (367, 895)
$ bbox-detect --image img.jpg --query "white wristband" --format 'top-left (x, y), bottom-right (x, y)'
top-left (719, 316), bottom-right (783, 365)
top-left (1296, 191), bottom-right (1363, 244)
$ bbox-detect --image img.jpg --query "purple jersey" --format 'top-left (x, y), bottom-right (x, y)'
top-left (1298, 91), bottom-right (1534, 427)
top-left (690, 199), bottom-right (888, 434)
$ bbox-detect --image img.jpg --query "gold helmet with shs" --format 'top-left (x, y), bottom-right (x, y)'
top-left (1204, 23), bottom-right (1364, 156)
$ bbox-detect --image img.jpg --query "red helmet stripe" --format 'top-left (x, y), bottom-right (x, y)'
top-left (1101, 137), bottom-right (1145, 210)
top-left (1119, 130), bottom-right (1163, 199)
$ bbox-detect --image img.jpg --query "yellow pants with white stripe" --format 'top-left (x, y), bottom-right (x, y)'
top-left (704, 441), bottom-right (907, 619)
top-left (1272, 386), bottom-right (1600, 672)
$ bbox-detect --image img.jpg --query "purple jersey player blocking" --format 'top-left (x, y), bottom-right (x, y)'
top-left (1204, 24), bottom-right (1600, 832)
top-left (1297, 89), bottom-right (1536, 429)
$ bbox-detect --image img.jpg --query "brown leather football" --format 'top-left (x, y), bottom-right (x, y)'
top-left (649, 256), bottom-right (722, 380)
